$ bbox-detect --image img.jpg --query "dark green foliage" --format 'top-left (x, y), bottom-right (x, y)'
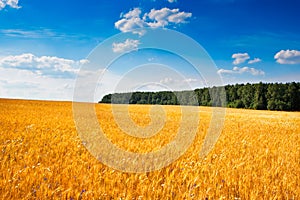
top-left (99, 82), bottom-right (300, 111)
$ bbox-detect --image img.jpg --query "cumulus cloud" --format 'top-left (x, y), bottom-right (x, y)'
top-left (115, 7), bottom-right (192, 35)
top-left (0, 53), bottom-right (88, 78)
top-left (112, 39), bottom-right (140, 53)
top-left (123, 7), bottom-right (142, 18)
top-left (115, 8), bottom-right (148, 35)
top-left (248, 58), bottom-right (261, 64)
top-left (0, 0), bottom-right (21, 10)
top-left (167, 0), bottom-right (177, 3)
top-left (274, 50), bottom-right (300, 64)
top-left (232, 53), bottom-right (250, 65)
top-left (218, 66), bottom-right (265, 76)
top-left (146, 8), bottom-right (192, 27)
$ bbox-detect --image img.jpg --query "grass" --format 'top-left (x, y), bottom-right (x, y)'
top-left (0, 98), bottom-right (299, 199)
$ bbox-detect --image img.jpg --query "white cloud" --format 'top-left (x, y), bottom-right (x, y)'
top-left (0, 67), bottom-right (75, 101)
top-left (167, 11), bottom-right (191, 23)
top-left (0, 53), bottom-right (88, 78)
top-left (183, 78), bottom-right (198, 83)
top-left (115, 7), bottom-right (192, 35)
top-left (274, 50), bottom-right (300, 64)
top-left (79, 59), bottom-right (90, 65)
top-left (123, 7), bottom-right (142, 18)
top-left (146, 8), bottom-right (192, 28)
top-left (0, 0), bottom-right (21, 10)
top-left (0, 54), bottom-right (124, 101)
top-left (232, 53), bottom-right (250, 65)
top-left (160, 77), bottom-right (174, 84)
top-left (112, 39), bottom-right (140, 53)
top-left (115, 8), bottom-right (147, 35)
top-left (218, 66), bottom-right (265, 76)
top-left (248, 58), bottom-right (261, 64)
top-left (167, 0), bottom-right (177, 3)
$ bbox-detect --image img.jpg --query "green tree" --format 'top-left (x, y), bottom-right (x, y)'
top-left (253, 82), bottom-right (267, 110)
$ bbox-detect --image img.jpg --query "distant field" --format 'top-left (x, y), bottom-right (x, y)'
top-left (0, 99), bottom-right (299, 199)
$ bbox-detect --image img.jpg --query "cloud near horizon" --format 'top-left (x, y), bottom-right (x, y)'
top-left (218, 66), bottom-right (265, 76)
top-left (115, 7), bottom-right (192, 35)
top-left (274, 50), bottom-right (300, 64)
top-left (0, 53), bottom-right (88, 78)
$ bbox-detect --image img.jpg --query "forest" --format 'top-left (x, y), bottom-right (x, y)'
top-left (99, 82), bottom-right (300, 111)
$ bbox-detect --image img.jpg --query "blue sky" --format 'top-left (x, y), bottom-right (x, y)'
top-left (0, 0), bottom-right (300, 101)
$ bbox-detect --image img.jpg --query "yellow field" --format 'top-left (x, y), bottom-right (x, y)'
top-left (0, 99), bottom-right (299, 199)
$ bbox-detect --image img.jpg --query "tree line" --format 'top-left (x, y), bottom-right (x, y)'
top-left (99, 82), bottom-right (300, 111)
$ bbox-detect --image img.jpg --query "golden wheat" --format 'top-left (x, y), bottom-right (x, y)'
top-left (0, 99), bottom-right (299, 199)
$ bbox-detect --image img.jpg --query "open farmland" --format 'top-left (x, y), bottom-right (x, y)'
top-left (0, 98), bottom-right (299, 199)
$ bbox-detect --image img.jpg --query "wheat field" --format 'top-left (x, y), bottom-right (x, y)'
top-left (0, 98), bottom-right (299, 199)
